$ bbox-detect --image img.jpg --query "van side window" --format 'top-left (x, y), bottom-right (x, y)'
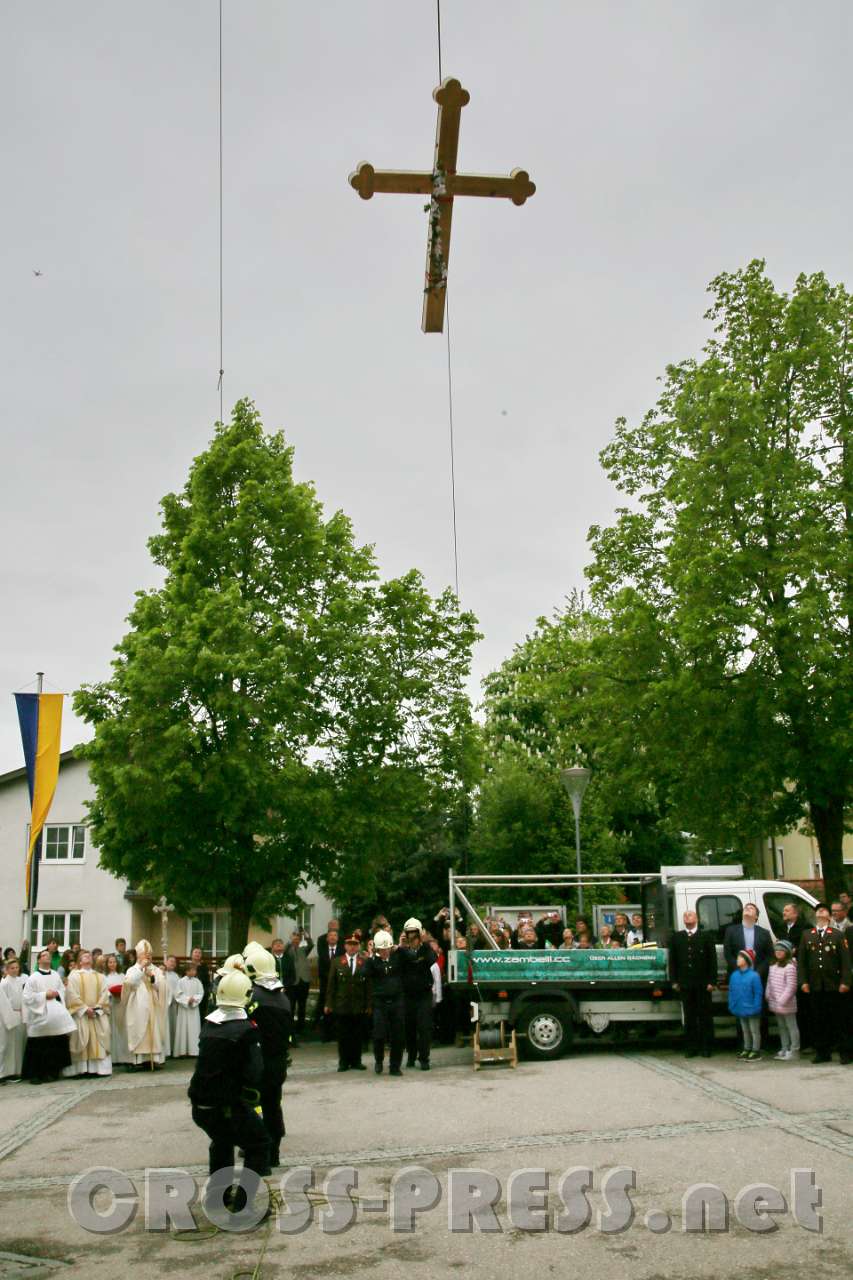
top-left (696, 895), bottom-right (742, 943)
top-left (763, 892), bottom-right (815, 937)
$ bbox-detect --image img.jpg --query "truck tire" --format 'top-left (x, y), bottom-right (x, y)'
top-left (518, 1003), bottom-right (572, 1060)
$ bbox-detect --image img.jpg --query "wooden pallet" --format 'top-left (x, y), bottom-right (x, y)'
top-left (473, 1022), bottom-right (518, 1071)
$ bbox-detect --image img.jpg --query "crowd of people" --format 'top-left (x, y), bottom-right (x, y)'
top-left (3, 892), bottom-right (852, 1090)
top-left (0, 937), bottom-right (215, 1084)
top-left (669, 898), bottom-right (853, 1063)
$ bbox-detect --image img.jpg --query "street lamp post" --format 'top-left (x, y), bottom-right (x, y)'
top-left (560, 766), bottom-right (591, 913)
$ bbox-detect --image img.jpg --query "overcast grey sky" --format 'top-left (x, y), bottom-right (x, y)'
top-left (2, 1), bottom-right (852, 770)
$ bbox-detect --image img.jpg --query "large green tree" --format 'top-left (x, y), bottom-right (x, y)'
top-left (586, 262), bottom-right (852, 894)
top-left (75, 400), bottom-right (479, 948)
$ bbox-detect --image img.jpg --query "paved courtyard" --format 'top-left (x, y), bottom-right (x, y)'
top-left (0, 1038), bottom-right (851, 1279)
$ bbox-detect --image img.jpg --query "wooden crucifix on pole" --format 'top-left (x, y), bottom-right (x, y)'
top-left (349, 78), bottom-right (536, 333)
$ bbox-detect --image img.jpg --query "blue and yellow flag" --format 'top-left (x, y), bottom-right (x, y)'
top-left (14, 692), bottom-right (64, 907)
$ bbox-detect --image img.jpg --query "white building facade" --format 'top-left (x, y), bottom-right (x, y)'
top-left (0, 751), bottom-right (337, 962)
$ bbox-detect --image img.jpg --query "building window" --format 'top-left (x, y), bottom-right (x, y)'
top-left (696, 894), bottom-right (743, 943)
top-left (43, 824), bottom-right (86, 861)
top-left (31, 911), bottom-right (82, 949)
top-left (296, 906), bottom-right (313, 936)
top-left (188, 909), bottom-right (230, 958)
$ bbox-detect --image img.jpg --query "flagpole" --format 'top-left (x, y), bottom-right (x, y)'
top-left (22, 672), bottom-right (44, 958)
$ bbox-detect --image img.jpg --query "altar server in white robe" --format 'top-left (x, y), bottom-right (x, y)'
top-left (22, 950), bottom-right (75, 1082)
top-left (104, 954), bottom-right (130, 1066)
top-left (172, 963), bottom-right (203, 1057)
top-left (0, 960), bottom-right (27, 1078)
top-left (122, 939), bottom-right (167, 1068)
top-left (164, 955), bottom-right (181, 1055)
top-left (63, 951), bottom-right (112, 1077)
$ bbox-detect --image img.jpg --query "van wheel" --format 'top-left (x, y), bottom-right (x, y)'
top-left (518, 1004), bottom-right (572, 1060)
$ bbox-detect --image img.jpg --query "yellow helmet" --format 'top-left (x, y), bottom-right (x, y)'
top-left (216, 971), bottom-right (252, 1008)
top-left (216, 954), bottom-right (246, 978)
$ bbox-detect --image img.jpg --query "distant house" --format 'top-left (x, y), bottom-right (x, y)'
top-left (753, 828), bottom-right (853, 889)
top-left (0, 750), bottom-right (336, 958)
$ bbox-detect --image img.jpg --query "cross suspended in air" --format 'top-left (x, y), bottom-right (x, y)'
top-left (349, 77), bottom-right (536, 333)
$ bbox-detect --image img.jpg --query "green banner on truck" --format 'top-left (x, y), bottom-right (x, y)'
top-left (456, 947), bottom-right (669, 984)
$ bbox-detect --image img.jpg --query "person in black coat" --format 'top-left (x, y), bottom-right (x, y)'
top-left (399, 918), bottom-right (435, 1070)
top-left (314, 928), bottom-right (343, 1041)
top-left (188, 969), bottom-right (270, 1213)
top-left (243, 944), bottom-right (292, 1168)
top-left (723, 904), bottom-right (774, 982)
top-left (190, 947), bottom-right (212, 1018)
top-left (798, 905), bottom-right (852, 1064)
top-left (363, 931), bottom-right (406, 1074)
top-left (669, 910), bottom-right (717, 1057)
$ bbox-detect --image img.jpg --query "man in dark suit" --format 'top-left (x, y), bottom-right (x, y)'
top-left (779, 902), bottom-right (805, 949)
top-left (325, 934), bottom-right (371, 1071)
top-left (669, 910), bottom-right (717, 1057)
top-left (314, 928), bottom-right (343, 1041)
top-left (723, 903), bottom-right (774, 982)
top-left (798, 904), bottom-right (852, 1064)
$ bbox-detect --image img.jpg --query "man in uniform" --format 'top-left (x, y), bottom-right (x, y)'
top-left (399, 918), bottom-right (435, 1071)
top-left (325, 933), bottom-right (370, 1071)
top-left (188, 969), bottom-right (270, 1213)
top-left (668, 909), bottom-right (717, 1057)
top-left (242, 942), bottom-right (291, 1167)
top-left (364, 929), bottom-right (405, 1075)
top-left (798, 903), bottom-right (852, 1064)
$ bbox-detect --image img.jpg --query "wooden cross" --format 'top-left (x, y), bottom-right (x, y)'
top-left (349, 78), bottom-right (536, 333)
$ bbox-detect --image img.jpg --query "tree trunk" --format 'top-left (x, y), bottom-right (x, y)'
top-left (228, 894), bottom-right (256, 953)
top-left (809, 796), bottom-right (847, 900)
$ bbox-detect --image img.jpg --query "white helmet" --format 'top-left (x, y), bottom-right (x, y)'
top-left (373, 930), bottom-right (394, 950)
top-left (216, 971), bottom-right (253, 1008)
top-left (243, 943), bottom-right (276, 978)
top-left (216, 953), bottom-right (246, 977)
top-left (403, 917), bottom-right (422, 933)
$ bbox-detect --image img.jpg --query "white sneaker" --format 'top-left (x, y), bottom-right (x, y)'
top-left (774, 1049), bottom-right (788, 1060)
top-left (786, 1049), bottom-right (799, 1060)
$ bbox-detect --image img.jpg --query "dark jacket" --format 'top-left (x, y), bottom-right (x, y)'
top-left (317, 938), bottom-right (345, 995)
top-left (780, 919), bottom-right (805, 949)
top-left (364, 951), bottom-right (405, 1000)
top-left (669, 929), bottom-right (717, 989)
top-left (188, 1015), bottom-right (264, 1107)
top-left (399, 942), bottom-right (435, 996)
top-left (272, 949), bottom-right (296, 989)
top-left (325, 953), bottom-right (371, 1015)
top-left (723, 923), bottom-right (774, 981)
top-left (798, 926), bottom-right (852, 993)
top-left (249, 983), bottom-right (292, 1088)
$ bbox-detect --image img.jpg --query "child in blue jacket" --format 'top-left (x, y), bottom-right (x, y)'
top-left (728, 948), bottom-right (764, 1060)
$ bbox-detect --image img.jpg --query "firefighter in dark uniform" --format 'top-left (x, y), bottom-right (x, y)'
top-left (243, 942), bottom-right (292, 1168)
top-left (363, 929), bottom-right (405, 1075)
top-left (668, 909), bottom-right (718, 1057)
top-left (798, 904), bottom-right (852, 1064)
top-left (188, 969), bottom-right (270, 1210)
top-left (325, 933), bottom-right (371, 1071)
top-left (399, 917), bottom-right (436, 1070)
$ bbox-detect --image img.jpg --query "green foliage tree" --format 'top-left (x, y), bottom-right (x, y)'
top-left (477, 594), bottom-right (685, 882)
top-left (75, 400), bottom-right (479, 948)
top-left (586, 262), bottom-right (852, 895)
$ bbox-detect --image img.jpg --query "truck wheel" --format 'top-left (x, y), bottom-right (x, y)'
top-left (518, 1004), bottom-right (571, 1060)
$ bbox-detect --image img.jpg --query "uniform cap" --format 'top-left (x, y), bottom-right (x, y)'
top-left (345, 933), bottom-right (360, 944)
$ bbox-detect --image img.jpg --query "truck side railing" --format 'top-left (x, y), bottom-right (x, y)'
top-left (449, 871), bottom-right (665, 950)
